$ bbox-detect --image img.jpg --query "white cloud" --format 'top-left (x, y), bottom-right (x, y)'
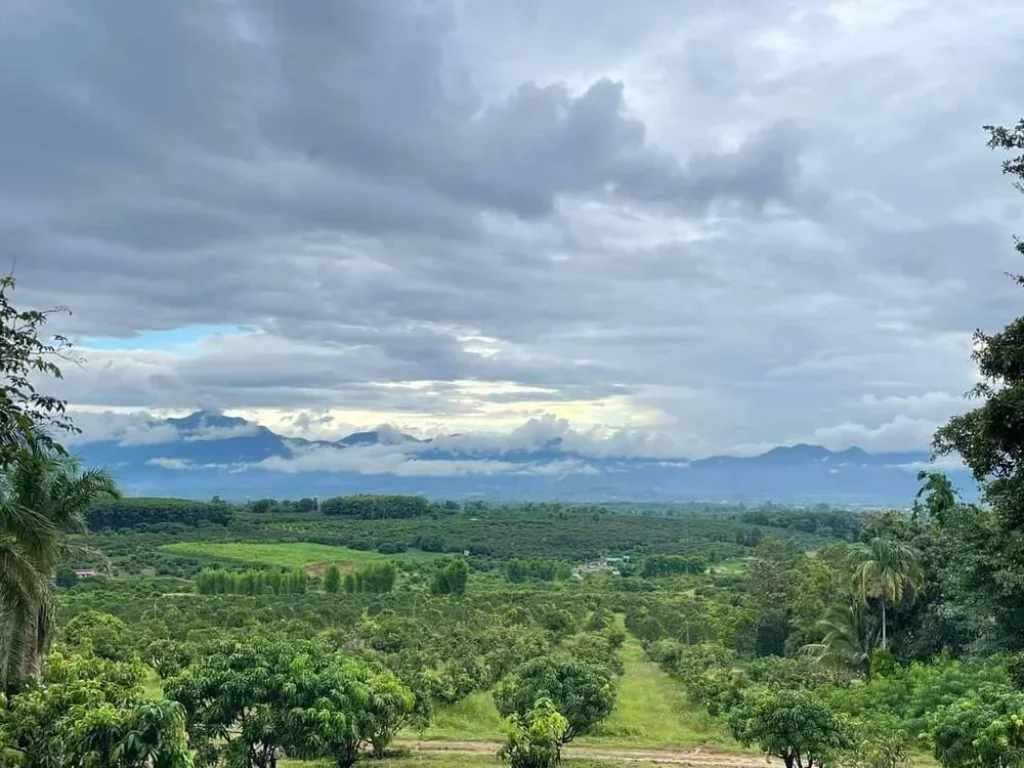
top-left (420, 414), bottom-right (695, 458)
top-left (852, 391), bottom-right (969, 420)
top-left (145, 457), bottom-right (194, 470)
top-left (808, 415), bottom-right (941, 453)
top-left (183, 423), bottom-right (262, 442)
top-left (896, 455), bottom-right (967, 473)
top-left (256, 442), bottom-right (598, 477)
top-left (67, 411), bottom-right (180, 446)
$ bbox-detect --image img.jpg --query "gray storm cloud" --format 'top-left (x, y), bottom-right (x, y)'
top-left (8, 0), bottom-right (1024, 454)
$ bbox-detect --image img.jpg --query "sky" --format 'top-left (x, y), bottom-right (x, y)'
top-left (8, 0), bottom-right (1024, 458)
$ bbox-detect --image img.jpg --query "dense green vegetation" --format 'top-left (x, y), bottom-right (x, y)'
top-left (4, 120), bottom-right (1024, 767)
top-left (87, 497), bottom-right (231, 531)
top-left (320, 494), bottom-right (432, 519)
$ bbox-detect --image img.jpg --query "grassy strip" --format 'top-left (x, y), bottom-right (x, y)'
top-left (160, 541), bottom-right (442, 568)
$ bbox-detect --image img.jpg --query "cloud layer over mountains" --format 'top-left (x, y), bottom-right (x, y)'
top-left (66, 410), bottom-right (970, 504)
top-left (8, 0), bottom-right (1024, 456)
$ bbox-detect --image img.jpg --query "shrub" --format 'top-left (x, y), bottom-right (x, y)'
top-left (431, 559), bottom-right (469, 596)
top-left (498, 698), bottom-right (568, 768)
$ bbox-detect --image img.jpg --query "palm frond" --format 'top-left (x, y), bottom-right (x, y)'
top-left (0, 448), bottom-right (121, 685)
top-left (0, 548), bottom-right (45, 690)
top-left (801, 600), bottom-right (877, 677)
top-left (0, 500), bottom-right (57, 561)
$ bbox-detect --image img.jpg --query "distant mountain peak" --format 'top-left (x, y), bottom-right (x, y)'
top-left (167, 410), bottom-right (251, 430)
top-left (761, 443), bottom-right (832, 459)
top-left (835, 446), bottom-right (869, 459)
top-left (338, 427), bottom-right (420, 447)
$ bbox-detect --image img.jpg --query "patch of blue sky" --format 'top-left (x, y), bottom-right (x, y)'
top-left (81, 324), bottom-right (247, 351)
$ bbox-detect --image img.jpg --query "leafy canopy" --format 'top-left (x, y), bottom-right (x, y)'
top-left (494, 656), bottom-right (616, 744)
top-left (3, 650), bottom-right (191, 768)
top-left (934, 119), bottom-right (1024, 506)
top-left (930, 685), bottom-right (1024, 768)
top-left (0, 277), bottom-right (77, 468)
top-left (729, 688), bottom-right (852, 768)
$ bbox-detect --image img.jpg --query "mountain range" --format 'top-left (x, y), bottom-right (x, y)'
top-left (71, 411), bottom-right (975, 506)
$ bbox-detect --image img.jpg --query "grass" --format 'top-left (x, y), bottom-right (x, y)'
top-left (141, 668), bottom-right (163, 698)
top-left (412, 691), bottom-right (505, 742)
top-left (280, 758), bottom-right (655, 768)
top-left (578, 624), bottom-right (736, 751)
top-left (160, 541), bottom-right (443, 570)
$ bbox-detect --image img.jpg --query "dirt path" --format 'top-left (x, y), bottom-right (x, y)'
top-left (395, 739), bottom-right (777, 766)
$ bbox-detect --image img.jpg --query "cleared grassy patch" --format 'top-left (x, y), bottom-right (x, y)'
top-left (411, 691), bottom-right (505, 742)
top-left (160, 541), bottom-right (442, 569)
top-left (579, 628), bottom-right (736, 751)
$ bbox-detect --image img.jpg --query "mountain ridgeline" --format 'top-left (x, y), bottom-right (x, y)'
top-left (73, 410), bottom-right (970, 505)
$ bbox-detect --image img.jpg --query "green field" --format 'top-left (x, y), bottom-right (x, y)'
top-left (160, 541), bottom-right (443, 569)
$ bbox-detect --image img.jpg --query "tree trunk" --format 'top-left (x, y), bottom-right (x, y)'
top-left (881, 600), bottom-right (887, 651)
top-left (372, 738), bottom-right (386, 759)
top-left (19, 606), bottom-right (46, 680)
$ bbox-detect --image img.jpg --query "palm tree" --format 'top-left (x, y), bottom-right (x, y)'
top-left (0, 449), bottom-right (118, 686)
top-left (847, 537), bottom-right (923, 652)
top-left (801, 598), bottom-right (877, 678)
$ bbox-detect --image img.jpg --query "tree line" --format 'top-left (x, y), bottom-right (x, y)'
top-left (640, 554), bottom-right (707, 578)
top-left (194, 567), bottom-right (309, 596)
top-left (320, 494), bottom-right (431, 519)
top-left (87, 497), bottom-right (230, 531)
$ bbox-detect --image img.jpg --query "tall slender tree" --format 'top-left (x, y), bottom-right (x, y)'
top-left (0, 450), bottom-right (118, 686)
top-left (913, 471), bottom-right (957, 523)
top-left (848, 537), bottom-right (923, 651)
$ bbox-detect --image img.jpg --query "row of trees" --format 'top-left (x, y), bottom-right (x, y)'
top-left (330, 562), bottom-right (398, 594)
top-left (193, 566), bottom-right (309, 596)
top-left (86, 497), bottom-right (230, 531)
top-left (245, 496), bottom-right (318, 515)
top-left (320, 494), bottom-right (431, 519)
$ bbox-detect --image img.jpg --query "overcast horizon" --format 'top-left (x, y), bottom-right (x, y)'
top-left (11, 0), bottom-right (1024, 458)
